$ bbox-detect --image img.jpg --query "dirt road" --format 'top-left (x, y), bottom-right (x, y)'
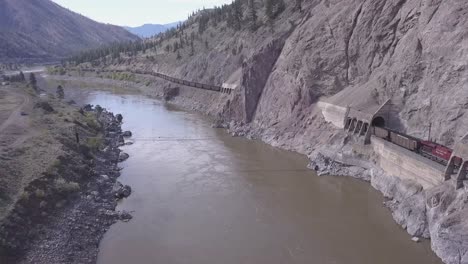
top-left (0, 88), bottom-right (34, 150)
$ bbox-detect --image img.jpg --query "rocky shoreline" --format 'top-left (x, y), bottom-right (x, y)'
top-left (0, 105), bottom-right (133, 264)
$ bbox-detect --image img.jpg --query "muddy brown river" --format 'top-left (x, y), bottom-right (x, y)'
top-left (88, 92), bottom-right (442, 264)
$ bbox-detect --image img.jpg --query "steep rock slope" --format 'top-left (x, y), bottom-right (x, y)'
top-left (238, 0), bottom-right (468, 149)
top-left (0, 0), bottom-right (139, 63)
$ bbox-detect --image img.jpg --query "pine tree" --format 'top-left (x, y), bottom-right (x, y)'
top-left (265, 0), bottom-right (274, 20)
top-left (198, 13), bottom-right (209, 34)
top-left (248, 0), bottom-right (257, 31)
top-left (19, 71), bottom-right (25, 82)
top-left (231, 0), bottom-right (243, 30)
top-left (173, 42), bottom-right (179, 52)
top-left (56, 85), bottom-right (65, 99)
top-left (190, 40), bottom-right (195, 56)
top-left (29, 73), bottom-right (37, 90)
top-left (179, 35), bottom-right (184, 48)
top-left (295, 0), bottom-right (302, 12)
top-left (265, 0), bottom-right (286, 21)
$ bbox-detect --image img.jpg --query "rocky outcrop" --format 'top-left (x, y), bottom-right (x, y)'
top-left (231, 33), bottom-right (292, 122)
top-left (426, 184), bottom-right (468, 264)
top-left (118, 152), bottom-right (130, 162)
top-left (122, 131), bottom-right (132, 138)
top-left (113, 182), bottom-right (132, 200)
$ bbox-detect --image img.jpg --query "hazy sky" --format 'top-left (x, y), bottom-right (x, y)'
top-left (52, 0), bottom-right (233, 26)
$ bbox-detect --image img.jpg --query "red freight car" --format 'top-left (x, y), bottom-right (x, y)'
top-left (419, 141), bottom-right (454, 165)
top-left (370, 126), bottom-right (462, 167)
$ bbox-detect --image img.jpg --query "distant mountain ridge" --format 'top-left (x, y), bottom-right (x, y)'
top-left (0, 0), bottom-right (139, 63)
top-left (124, 22), bottom-right (180, 38)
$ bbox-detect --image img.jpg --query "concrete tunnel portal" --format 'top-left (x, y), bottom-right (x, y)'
top-left (371, 116), bottom-right (386, 128)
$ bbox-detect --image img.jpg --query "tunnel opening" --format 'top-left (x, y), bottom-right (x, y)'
top-left (372, 116), bottom-right (386, 128)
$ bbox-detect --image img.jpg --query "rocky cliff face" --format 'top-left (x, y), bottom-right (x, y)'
top-left (239, 0), bottom-right (468, 148)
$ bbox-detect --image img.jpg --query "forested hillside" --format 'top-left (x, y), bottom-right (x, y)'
top-left (0, 0), bottom-right (139, 63)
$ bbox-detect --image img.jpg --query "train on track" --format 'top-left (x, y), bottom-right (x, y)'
top-left (70, 68), bottom-right (230, 93)
top-left (131, 69), bottom-right (223, 92)
top-left (371, 126), bottom-right (461, 167)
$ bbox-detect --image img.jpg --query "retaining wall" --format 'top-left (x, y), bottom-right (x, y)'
top-left (371, 136), bottom-right (444, 189)
top-left (317, 101), bottom-right (348, 129)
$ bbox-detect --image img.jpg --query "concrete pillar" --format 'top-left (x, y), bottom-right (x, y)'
top-left (354, 121), bottom-right (363, 134)
top-left (359, 123), bottom-right (368, 136)
top-left (364, 126), bottom-right (372, 145)
top-left (444, 156), bottom-right (457, 181)
top-left (344, 118), bottom-right (351, 130)
top-left (348, 119), bottom-right (357, 133)
top-left (343, 106), bottom-right (351, 128)
top-left (456, 160), bottom-right (468, 189)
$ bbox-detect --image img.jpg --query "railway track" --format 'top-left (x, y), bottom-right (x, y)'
top-left (76, 68), bottom-right (234, 94)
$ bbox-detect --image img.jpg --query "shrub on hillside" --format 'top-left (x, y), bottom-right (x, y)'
top-left (34, 101), bottom-right (55, 113)
top-left (54, 178), bottom-right (80, 193)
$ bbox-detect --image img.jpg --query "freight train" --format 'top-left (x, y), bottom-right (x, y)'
top-left (71, 68), bottom-right (229, 93)
top-left (132, 69), bottom-right (223, 92)
top-left (371, 126), bottom-right (461, 167)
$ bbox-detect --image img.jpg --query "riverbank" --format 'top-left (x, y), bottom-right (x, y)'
top-left (0, 80), bottom-right (133, 263)
top-left (45, 70), bottom-right (468, 264)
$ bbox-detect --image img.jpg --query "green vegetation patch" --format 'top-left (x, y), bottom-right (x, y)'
top-left (54, 177), bottom-right (80, 193)
top-left (110, 72), bottom-right (136, 81)
top-left (47, 66), bottom-right (67, 75)
top-left (86, 136), bottom-right (103, 152)
top-left (84, 113), bottom-right (102, 131)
